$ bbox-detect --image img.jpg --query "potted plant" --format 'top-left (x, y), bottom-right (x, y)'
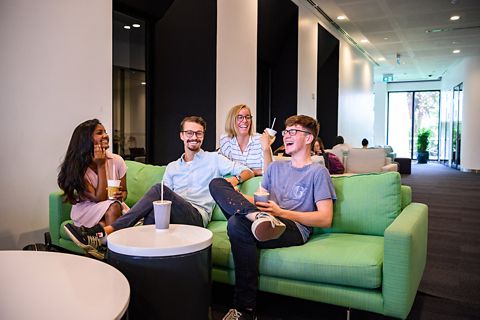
top-left (416, 128), bottom-right (431, 163)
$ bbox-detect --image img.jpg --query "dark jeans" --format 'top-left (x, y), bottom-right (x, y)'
top-left (208, 178), bottom-right (304, 310)
top-left (111, 183), bottom-right (204, 231)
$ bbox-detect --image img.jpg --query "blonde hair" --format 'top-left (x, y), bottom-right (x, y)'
top-left (225, 104), bottom-right (254, 137)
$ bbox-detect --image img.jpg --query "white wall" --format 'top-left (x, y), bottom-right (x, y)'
top-left (297, 5), bottom-right (318, 117)
top-left (216, 0), bottom-right (258, 144)
top-left (0, 0), bottom-right (112, 249)
top-left (294, 0), bottom-right (374, 148)
top-left (442, 57), bottom-right (480, 171)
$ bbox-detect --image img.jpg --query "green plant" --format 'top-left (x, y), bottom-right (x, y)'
top-left (416, 128), bottom-right (432, 152)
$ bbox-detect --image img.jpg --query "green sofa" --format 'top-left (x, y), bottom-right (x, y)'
top-left (49, 160), bottom-right (428, 319)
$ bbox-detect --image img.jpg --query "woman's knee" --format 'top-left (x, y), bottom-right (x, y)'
top-left (105, 202), bottom-right (122, 218)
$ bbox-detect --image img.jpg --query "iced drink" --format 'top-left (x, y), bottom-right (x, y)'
top-left (153, 200), bottom-right (172, 230)
top-left (107, 179), bottom-right (121, 200)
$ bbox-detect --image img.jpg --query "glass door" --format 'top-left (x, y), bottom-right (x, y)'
top-left (387, 90), bottom-right (440, 160)
top-left (113, 11), bottom-right (147, 162)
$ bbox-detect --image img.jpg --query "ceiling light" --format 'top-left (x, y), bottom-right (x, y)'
top-left (360, 39), bottom-right (369, 43)
top-left (132, 24), bottom-right (141, 28)
top-left (384, 37), bottom-right (389, 40)
top-left (453, 49), bottom-right (461, 54)
top-left (450, 15), bottom-right (460, 21)
top-left (378, 57), bottom-right (385, 61)
top-left (141, 82), bottom-right (146, 85)
top-left (337, 15), bottom-right (347, 20)
top-left (124, 25), bottom-right (131, 30)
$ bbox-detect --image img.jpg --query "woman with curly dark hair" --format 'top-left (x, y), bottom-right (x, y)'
top-left (58, 119), bottom-right (128, 237)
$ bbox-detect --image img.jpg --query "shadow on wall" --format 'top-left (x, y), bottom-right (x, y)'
top-left (0, 227), bottom-right (49, 250)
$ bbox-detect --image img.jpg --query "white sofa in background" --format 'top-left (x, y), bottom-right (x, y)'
top-left (344, 148), bottom-right (398, 173)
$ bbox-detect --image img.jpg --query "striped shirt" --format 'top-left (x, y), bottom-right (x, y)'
top-left (219, 133), bottom-right (264, 171)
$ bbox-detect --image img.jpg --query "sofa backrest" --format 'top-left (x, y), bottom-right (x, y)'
top-left (124, 160), bottom-right (166, 207)
top-left (316, 171), bottom-right (402, 236)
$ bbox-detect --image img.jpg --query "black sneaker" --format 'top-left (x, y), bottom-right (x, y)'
top-left (64, 223), bottom-right (106, 259)
top-left (222, 308), bottom-right (257, 320)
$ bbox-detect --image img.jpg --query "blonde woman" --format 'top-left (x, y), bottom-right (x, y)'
top-left (219, 104), bottom-right (274, 176)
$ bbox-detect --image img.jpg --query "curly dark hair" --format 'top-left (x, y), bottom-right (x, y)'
top-left (57, 119), bottom-right (101, 204)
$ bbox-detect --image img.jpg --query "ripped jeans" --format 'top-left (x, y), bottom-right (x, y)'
top-left (208, 178), bottom-right (304, 310)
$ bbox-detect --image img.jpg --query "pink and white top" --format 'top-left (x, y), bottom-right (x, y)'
top-left (70, 151), bottom-right (129, 227)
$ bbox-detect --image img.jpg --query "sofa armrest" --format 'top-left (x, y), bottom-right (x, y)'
top-left (383, 202), bottom-right (428, 319)
top-left (49, 191), bottom-right (72, 247)
top-left (382, 163), bottom-right (398, 172)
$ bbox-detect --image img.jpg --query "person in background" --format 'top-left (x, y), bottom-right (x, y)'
top-left (332, 135), bottom-right (351, 154)
top-left (219, 104), bottom-right (275, 175)
top-left (312, 137), bottom-right (345, 174)
top-left (64, 116), bottom-right (254, 260)
top-left (209, 115), bottom-right (336, 320)
top-left (362, 138), bottom-right (369, 148)
top-left (58, 119), bottom-right (129, 259)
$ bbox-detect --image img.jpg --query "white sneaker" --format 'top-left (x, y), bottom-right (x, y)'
top-left (251, 212), bottom-right (286, 241)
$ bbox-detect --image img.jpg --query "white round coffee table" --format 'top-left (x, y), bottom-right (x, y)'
top-left (107, 224), bottom-right (213, 320)
top-left (0, 251), bottom-right (130, 320)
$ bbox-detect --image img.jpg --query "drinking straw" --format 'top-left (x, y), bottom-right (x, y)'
top-left (161, 180), bottom-right (164, 202)
top-left (271, 117), bottom-right (276, 129)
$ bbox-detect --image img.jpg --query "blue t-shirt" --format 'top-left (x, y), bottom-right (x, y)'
top-left (262, 160), bottom-right (336, 242)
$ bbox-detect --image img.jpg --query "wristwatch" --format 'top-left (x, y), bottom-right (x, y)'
top-left (235, 175), bottom-right (243, 184)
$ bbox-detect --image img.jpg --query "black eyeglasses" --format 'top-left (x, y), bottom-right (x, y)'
top-left (181, 130), bottom-right (204, 138)
top-left (236, 115), bottom-right (253, 121)
top-left (281, 129), bottom-right (312, 136)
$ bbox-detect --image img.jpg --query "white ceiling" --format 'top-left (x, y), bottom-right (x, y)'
top-left (306, 0), bottom-right (480, 82)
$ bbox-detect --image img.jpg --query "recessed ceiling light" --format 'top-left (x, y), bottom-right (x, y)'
top-left (450, 15), bottom-right (460, 21)
top-left (384, 37), bottom-right (389, 40)
top-left (132, 24), bottom-right (141, 28)
top-left (337, 15), bottom-right (347, 20)
top-left (453, 49), bottom-right (461, 54)
top-left (360, 39), bottom-right (369, 43)
top-left (124, 25), bottom-right (131, 30)
top-left (378, 57), bottom-right (386, 61)
top-left (141, 82), bottom-right (146, 85)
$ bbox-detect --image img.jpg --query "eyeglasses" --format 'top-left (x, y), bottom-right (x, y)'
top-left (281, 129), bottom-right (312, 136)
top-left (181, 130), bottom-right (204, 138)
top-left (236, 115), bottom-right (253, 121)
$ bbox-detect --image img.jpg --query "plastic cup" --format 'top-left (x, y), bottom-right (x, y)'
top-left (265, 128), bottom-right (277, 137)
top-left (254, 191), bottom-right (270, 204)
top-left (107, 179), bottom-right (121, 200)
top-left (153, 200), bottom-right (172, 230)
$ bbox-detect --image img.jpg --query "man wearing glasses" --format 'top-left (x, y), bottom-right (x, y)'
top-left (209, 115), bottom-right (336, 320)
top-left (65, 116), bottom-right (254, 259)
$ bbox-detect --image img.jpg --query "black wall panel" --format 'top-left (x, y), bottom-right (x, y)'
top-left (257, 0), bottom-right (298, 151)
top-left (316, 24), bottom-right (339, 149)
top-left (150, 0), bottom-right (216, 164)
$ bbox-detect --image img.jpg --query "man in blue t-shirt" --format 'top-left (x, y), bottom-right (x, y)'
top-left (209, 115), bottom-right (336, 320)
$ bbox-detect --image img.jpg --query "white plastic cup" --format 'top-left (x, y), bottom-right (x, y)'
top-left (107, 179), bottom-right (121, 200)
top-left (265, 128), bottom-right (277, 137)
top-left (153, 200), bottom-right (172, 230)
top-left (254, 191), bottom-right (270, 204)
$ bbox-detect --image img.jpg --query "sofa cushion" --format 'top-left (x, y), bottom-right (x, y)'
top-left (318, 172), bottom-right (401, 236)
top-left (259, 233), bottom-right (383, 289)
top-left (209, 224), bottom-right (384, 289)
top-left (208, 221), bottom-right (235, 268)
top-left (125, 160), bottom-right (165, 207)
